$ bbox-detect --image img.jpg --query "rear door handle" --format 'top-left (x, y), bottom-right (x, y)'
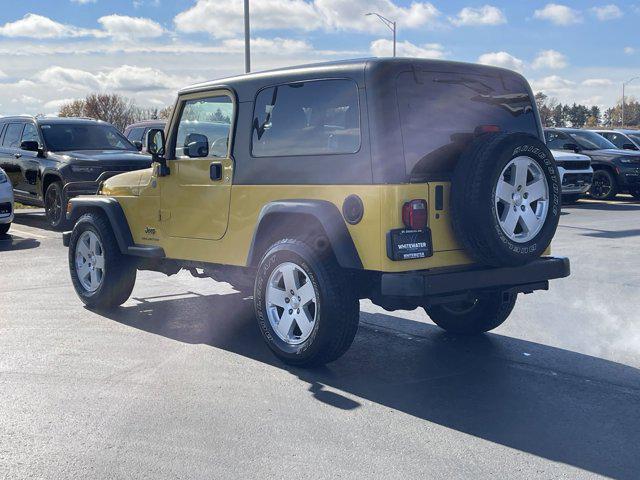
top-left (14, 153), bottom-right (22, 159)
top-left (210, 162), bottom-right (222, 181)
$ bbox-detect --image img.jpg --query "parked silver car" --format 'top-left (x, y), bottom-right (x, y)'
top-left (0, 167), bottom-right (14, 235)
top-left (551, 149), bottom-right (593, 203)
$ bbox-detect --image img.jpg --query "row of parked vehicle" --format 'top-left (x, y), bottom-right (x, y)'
top-left (0, 114), bottom-right (637, 237)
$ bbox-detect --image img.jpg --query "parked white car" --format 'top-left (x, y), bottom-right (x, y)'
top-left (0, 167), bottom-right (14, 235)
top-left (551, 149), bottom-right (593, 203)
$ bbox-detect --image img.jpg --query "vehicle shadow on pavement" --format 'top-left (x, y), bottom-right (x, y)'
top-left (12, 210), bottom-right (52, 230)
top-left (102, 292), bottom-right (640, 480)
top-left (570, 200), bottom-right (640, 212)
top-left (0, 234), bottom-right (40, 251)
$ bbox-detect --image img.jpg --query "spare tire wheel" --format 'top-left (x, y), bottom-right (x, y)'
top-left (451, 133), bottom-right (560, 267)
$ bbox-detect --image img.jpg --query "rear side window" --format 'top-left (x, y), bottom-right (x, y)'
top-left (397, 71), bottom-right (538, 180)
top-left (545, 130), bottom-right (570, 149)
top-left (252, 79), bottom-right (360, 157)
top-left (2, 123), bottom-right (24, 148)
top-left (126, 127), bottom-right (145, 143)
top-left (21, 123), bottom-right (39, 144)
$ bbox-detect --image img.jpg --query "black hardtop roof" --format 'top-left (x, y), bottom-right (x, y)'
top-left (179, 57), bottom-right (526, 99)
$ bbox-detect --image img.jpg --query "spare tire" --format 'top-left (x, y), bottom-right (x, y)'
top-left (451, 132), bottom-right (560, 267)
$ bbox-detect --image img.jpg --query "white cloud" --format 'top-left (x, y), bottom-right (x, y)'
top-left (43, 98), bottom-right (76, 112)
top-left (532, 75), bottom-right (576, 92)
top-left (174, 0), bottom-right (441, 38)
top-left (534, 4), bottom-right (582, 25)
top-left (477, 51), bottom-right (524, 72)
top-left (0, 13), bottom-right (96, 39)
top-left (624, 46), bottom-right (635, 55)
top-left (71, 0), bottom-right (97, 4)
top-left (222, 37), bottom-right (313, 55)
top-left (0, 69), bottom-right (7, 79)
top-left (582, 78), bottom-right (612, 87)
top-left (450, 5), bottom-right (506, 26)
top-left (591, 4), bottom-right (622, 21)
top-left (532, 50), bottom-right (567, 70)
top-left (97, 15), bottom-right (164, 40)
top-left (370, 39), bottom-right (445, 58)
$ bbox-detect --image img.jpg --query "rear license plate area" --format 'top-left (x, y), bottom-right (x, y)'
top-left (387, 228), bottom-right (433, 261)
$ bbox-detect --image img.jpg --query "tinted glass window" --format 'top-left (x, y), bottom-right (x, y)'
top-left (568, 130), bottom-right (615, 150)
top-left (21, 123), bottom-right (39, 144)
top-left (3, 123), bottom-right (24, 148)
top-left (627, 133), bottom-right (640, 145)
top-left (605, 132), bottom-right (634, 149)
top-left (127, 127), bottom-right (145, 143)
top-left (545, 130), bottom-right (571, 149)
top-left (175, 96), bottom-right (232, 158)
top-left (40, 124), bottom-right (136, 151)
top-left (397, 71), bottom-right (538, 179)
top-left (252, 79), bottom-right (360, 157)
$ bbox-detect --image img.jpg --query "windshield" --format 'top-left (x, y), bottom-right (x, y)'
top-left (626, 133), bottom-right (640, 145)
top-left (40, 123), bottom-right (136, 152)
top-left (568, 130), bottom-right (616, 150)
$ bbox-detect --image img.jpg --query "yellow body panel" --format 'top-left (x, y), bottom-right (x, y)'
top-left (102, 167), bottom-right (474, 272)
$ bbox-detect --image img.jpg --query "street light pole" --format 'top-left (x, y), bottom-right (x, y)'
top-left (366, 12), bottom-right (396, 57)
top-left (244, 0), bottom-right (251, 73)
top-left (622, 76), bottom-right (639, 128)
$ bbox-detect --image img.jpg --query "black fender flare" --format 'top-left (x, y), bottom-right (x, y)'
top-left (247, 199), bottom-right (363, 269)
top-left (63, 196), bottom-right (164, 258)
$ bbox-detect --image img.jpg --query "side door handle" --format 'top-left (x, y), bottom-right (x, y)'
top-left (210, 162), bottom-right (223, 181)
top-left (14, 153), bottom-right (22, 159)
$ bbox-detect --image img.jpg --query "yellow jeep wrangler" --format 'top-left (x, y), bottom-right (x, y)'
top-left (63, 58), bottom-right (569, 366)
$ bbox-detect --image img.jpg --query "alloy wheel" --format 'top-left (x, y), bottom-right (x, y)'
top-left (75, 231), bottom-right (105, 292)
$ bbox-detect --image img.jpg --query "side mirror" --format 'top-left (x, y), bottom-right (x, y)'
top-left (184, 133), bottom-right (209, 158)
top-left (133, 140), bottom-right (143, 151)
top-left (563, 142), bottom-right (580, 153)
top-left (147, 128), bottom-right (170, 176)
top-left (622, 143), bottom-right (638, 151)
top-left (21, 140), bottom-right (39, 152)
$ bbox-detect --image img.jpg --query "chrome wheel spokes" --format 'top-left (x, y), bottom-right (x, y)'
top-left (266, 262), bottom-right (317, 345)
top-left (494, 156), bottom-right (550, 243)
top-left (75, 231), bottom-right (105, 292)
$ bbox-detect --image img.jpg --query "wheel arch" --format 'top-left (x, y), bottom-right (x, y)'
top-left (41, 171), bottom-right (63, 199)
top-left (247, 200), bottom-right (363, 270)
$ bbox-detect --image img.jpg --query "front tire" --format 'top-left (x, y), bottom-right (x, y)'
top-left (424, 290), bottom-right (517, 335)
top-left (254, 239), bottom-right (359, 367)
top-left (44, 181), bottom-right (68, 230)
top-left (68, 213), bottom-right (136, 310)
top-left (589, 169), bottom-right (618, 200)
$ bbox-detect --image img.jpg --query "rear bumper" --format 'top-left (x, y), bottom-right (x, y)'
top-left (381, 256), bottom-right (570, 298)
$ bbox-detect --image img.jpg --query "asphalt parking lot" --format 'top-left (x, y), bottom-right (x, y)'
top-left (1, 199), bottom-right (639, 480)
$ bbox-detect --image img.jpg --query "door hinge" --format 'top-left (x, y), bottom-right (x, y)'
top-left (159, 209), bottom-right (171, 221)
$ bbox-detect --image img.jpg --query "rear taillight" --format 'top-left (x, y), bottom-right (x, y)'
top-left (402, 199), bottom-right (427, 230)
top-left (475, 124), bottom-right (500, 136)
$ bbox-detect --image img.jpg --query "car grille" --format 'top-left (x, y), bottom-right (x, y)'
top-left (556, 161), bottom-right (591, 170)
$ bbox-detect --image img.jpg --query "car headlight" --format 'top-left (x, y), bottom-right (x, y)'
top-left (70, 165), bottom-right (101, 173)
top-left (0, 170), bottom-right (7, 184)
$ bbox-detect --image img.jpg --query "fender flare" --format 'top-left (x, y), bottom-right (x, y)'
top-left (247, 199), bottom-right (363, 269)
top-left (63, 196), bottom-right (164, 258)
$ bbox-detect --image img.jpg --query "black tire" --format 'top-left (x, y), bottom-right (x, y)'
top-left (451, 133), bottom-right (561, 267)
top-left (254, 238), bottom-right (359, 367)
top-left (44, 181), bottom-right (68, 230)
top-left (68, 213), bottom-right (136, 310)
top-left (0, 223), bottom-right (9, 235)
top-left (589, 169), bottom-right (618, 201)
top-left (562, 194), bottom-right (581, 205)
top-left (424, 290), bottom-right (517, 335)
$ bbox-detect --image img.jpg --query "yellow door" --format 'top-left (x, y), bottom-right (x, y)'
top-left (160, 91), bottom-right (235, 240)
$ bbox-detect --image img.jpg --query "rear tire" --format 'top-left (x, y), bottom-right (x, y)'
top-left (68, 213), bottom-right (136, 310)
top-left (424, 290), bottom-right (517, 335)
top-left (0, 223), bottom-right (9, 235)
top-left (589, 169), bottom-right (618, 200)
top-left (44, 181), bottom-right (68, 230)
top-left (630, 188), bottom-right (640, 200)
top-left (254, 238), bottom-right (359, 367)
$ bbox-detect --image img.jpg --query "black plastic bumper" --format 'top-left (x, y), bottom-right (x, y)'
top-left (381, 256), bottom-right (570, 297)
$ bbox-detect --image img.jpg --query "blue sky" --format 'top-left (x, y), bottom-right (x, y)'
top-left (0, 0), bottom-right (638, 116)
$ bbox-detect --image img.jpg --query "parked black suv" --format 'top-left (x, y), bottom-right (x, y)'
top-left (544, 128), bottom-right (640, 200)
top-left (0, 116), bottom-right (152, 228)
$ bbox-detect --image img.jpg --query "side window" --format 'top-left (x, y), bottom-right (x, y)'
top-left (21, 123), bottom-right (39, 145)
top-left (2, 123), bottom-right (24, 148)
top-left (175, 95), bottom-right (233, 159)
top-left (545, 131), bottom-right (569, 150)
top-left (607, 133), bottom-right (625, 148)
top-left (126, 127), bottom-right (145, 143)
top-left (0, 124), bottom-right (6, 144)
top-left (252, 79), bottom-right (360, 157)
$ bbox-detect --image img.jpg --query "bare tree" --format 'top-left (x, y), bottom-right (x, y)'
top-left (59, 93), bottom-right (172, 131)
